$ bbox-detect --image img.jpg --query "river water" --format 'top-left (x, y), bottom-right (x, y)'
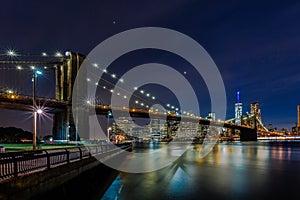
top-left (101, 141), bottom-right (300, 200)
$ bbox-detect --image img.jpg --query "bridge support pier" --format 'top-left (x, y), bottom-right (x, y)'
top-left (239, 128), bottom-right (257, 141)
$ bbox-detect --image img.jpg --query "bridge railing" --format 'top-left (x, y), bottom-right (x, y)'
top-left (0, 143), bottom-right (131, 181)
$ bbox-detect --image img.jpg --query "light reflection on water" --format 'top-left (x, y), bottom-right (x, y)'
top-left (102, 141), bottom-right (300, 200)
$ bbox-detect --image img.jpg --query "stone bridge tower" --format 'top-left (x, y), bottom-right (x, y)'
top-left (53, 52), bottom-right (88, 141)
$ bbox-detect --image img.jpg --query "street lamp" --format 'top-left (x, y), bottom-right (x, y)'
top-left (107, 111), bottom-right (112, 142)
top-left (32, 70), bottom-right (42, 150)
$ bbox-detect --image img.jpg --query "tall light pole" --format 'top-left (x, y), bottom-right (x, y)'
top-left (33, 70), bottom-right (42, 150)
top-left (107, 110), bottom-right (112, 142)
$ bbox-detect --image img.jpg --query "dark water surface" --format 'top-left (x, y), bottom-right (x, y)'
top-left (102, 141), bottom-right (300, 200)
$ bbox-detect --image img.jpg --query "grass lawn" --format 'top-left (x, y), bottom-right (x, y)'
top-left (0, 143), bottom-right (82, 152)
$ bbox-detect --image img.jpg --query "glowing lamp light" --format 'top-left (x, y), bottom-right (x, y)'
top-left (35, 70), bottom-right (42, 75)
top-left (7, 49), bottom-right (16, 56)
top-left (36, 109), bottom-right (43, 114)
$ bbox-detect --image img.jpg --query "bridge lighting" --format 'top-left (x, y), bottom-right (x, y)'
top-left (111, 74), bottom-right (116, 78)
top-left (30, 66), bottom-right (35, 70)
top-left (183, 111), bottom-right (186, 114)
top-left (7, 90), bottom-right (14, 94)
top-left (16, 66), bottom-right (22, 70)
top-left (119, 78), bottom-right (124, 83)
top-left (55, 52), bottom-right (63, 57)
top-left (146, 105), bottom-right (149, 108)
top-left (92, 63), bottom-right (98, 68)
top-left (65, 51), bottom-right (72, 57)
top-left (43, 66), bottom-right (48, 69)
top-left (171, 106), bottom-right (175, 109)
top-left (141, 103), bottom-right (144, 106)
top-left (95, 82), bottom-right (98, 86)
top-left (166, 104), bottom-right (170, 107)
top-left (152, 96), bottom-right (155, 100)
top-left (7, 49), bottom-right (16, 56)
top-left (86, 100), bottom-right (91, 104)
top-left (102, 69), bottom-right (107, 73)
top-left (123, 95), bottom-right (127, 99)
top-left (134, 87), bottom-right (138, 90)
top-left (103, 86), bottom-right (106, 89)
top-left (146, 93), bottom-right (150, 97)
top-left (140, 90), bottom-right (144, 94)
top-left (41, 52), bottom-right (47, 56)
top-left (175, 108), bottom-right (179, 111)
top-left (135, 100), bottom-right (139, 104)
top-left (87, 78), bottom-right (91, 82)
top-left (117, 93), bottom-right (120, 96)
top-left (110, 89), bottom-right (114, 93)
top-left (36, 109), bottom-right (43, 114)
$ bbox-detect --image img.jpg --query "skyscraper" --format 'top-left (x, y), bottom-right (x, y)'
top-left (235, 91), bottom-right (242, 124)
top-left (250, 102), bottom-right (262, 122)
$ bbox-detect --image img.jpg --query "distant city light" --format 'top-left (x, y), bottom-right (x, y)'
top-left (41, 52), bottom-right (47, 56)
top-left (16, 66), bottom-right (22, 70)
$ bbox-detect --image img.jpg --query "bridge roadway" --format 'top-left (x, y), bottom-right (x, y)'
top-left (0, 93), bottom-right (256, 136)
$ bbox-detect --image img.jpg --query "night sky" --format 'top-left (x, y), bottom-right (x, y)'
top-left (1, 0), bottom-right (300, 135)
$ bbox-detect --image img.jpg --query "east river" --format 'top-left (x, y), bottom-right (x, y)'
top-left (101, 141), bottom-right (300, 200)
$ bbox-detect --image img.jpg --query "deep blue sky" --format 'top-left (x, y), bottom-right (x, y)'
top-left (1, 0), bottom-right (300, 134)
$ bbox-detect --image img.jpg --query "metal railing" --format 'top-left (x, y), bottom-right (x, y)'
top-left (0, 143), bottom-right (131, 181)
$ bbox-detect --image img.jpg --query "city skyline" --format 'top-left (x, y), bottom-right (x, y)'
top-left (1, 0), bottom-right (300, 134)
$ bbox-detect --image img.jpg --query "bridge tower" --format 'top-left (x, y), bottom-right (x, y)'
top-left (235, 91), bottom-right (242, 124)
top-left (52, 52), bottom-right (88, 141)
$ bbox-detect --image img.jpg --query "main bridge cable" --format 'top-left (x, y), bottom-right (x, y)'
top-left (87, 66), bottom-right (180, 114)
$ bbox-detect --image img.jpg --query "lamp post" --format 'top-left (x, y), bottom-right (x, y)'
top-left (107, 111), bottom-right (112, 142)
top-left (32, 70), bottom-right (42, 150)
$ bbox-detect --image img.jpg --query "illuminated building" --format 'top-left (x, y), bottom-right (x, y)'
top-left (208, 112), bottom-right (216, 121)
top-left (250, 102), bottom-right (262, 122)
top-left (235, 91), bottom-right (242, 124)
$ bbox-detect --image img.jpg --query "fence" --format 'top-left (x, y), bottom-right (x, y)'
top-left (0, 143), bottom-right (131, 181)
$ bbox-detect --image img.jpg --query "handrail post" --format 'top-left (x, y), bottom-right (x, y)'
top-left (66, 149), bottom-right (70, 164)
top-left (13, 155), bottom-right (18, 178)
top-left (78, 147), bottom-right (82, 160)
top-left (45, 151), bottom-right (50, 169)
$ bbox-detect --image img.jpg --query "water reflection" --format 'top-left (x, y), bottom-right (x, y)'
top-left (102, 142), bottom-right (300, 199)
